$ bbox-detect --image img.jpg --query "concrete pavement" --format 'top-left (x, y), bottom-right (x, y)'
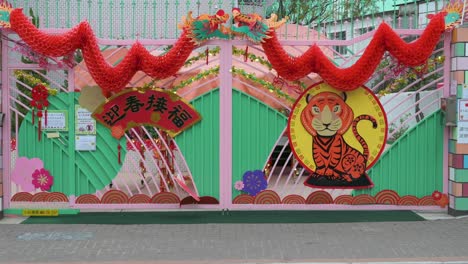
top-left (0, 213), bottom-right (467, 264)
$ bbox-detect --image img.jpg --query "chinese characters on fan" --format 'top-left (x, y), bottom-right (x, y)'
top-left (102, 93), bottom-right (193, 129)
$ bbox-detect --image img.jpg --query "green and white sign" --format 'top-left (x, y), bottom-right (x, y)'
top-left (41, 110), bottom-right (68, 131)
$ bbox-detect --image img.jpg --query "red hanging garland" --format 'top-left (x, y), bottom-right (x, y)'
top-left (261, 12), bottom-right (446, 91)
top-left (10, 8), bottom-right (446, 93)
top-left (30, 84), bottom-right (49, 141)
top-left (10, 8), bottom-right (196, 97)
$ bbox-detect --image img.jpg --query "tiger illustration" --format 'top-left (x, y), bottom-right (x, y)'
top-left (300, 91), bottom-right (377, 188)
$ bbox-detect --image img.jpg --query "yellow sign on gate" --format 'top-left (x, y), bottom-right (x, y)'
top-left (22, 209), bottom-right (59, 217)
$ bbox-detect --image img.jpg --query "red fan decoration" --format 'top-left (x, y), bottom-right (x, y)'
top-left (30, 84), bottom-right (49, 141)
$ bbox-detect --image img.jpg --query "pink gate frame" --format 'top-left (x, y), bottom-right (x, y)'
top-left (0, 28), bottom-right (452, 211)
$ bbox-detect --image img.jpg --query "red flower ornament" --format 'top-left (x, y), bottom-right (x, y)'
top-left (32, 168), bottom-right (54, 191)
top-left (432, 190), bottom-right (442, 200)
top-left (432, 190), bottom-right (449, 208)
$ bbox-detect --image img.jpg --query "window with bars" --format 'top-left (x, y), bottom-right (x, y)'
top-left (328, 30), bottom-right (347, 55)
top-left (238, 0), bottom-right (263, 6)
top-left (357, 26), bottom-right (375, 35)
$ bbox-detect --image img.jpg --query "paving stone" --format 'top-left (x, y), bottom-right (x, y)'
top-left (0, 218), bottom-right (467, 263)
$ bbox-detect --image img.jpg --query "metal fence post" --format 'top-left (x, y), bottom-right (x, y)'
top-left (219, 40), bottom-right (233, 209)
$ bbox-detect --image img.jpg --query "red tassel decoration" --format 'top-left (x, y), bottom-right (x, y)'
top-left (244, 45), bottom-right (249, 62)
top-left (45, 108), bottom-right (48, 126)
top-left (205, 48), bottom-right (209, 65)
top-left (37, 110), bottom-right (43, 141)
top-left (118, 144), bottom-right (122, 164)
top-left (38, 117), bottom-right (42, 141)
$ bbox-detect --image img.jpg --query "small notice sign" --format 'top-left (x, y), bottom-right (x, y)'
top-left (75, 135), bottom-right (96, 151)
top-left (46, 132), bottom-right (60, 139)
top-left (41, 110), bottom-right (68, 131)
top-left (22, 209), bottom-right (59, 217)
top-left (75, 105), bottom-right (96, 135)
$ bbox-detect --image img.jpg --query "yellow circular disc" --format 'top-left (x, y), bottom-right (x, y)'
top-left (288, 82), bottom-right (387, 174)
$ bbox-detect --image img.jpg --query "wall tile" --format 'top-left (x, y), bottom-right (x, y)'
top-left (457, 84), bottom-right (464, 99)
top-left (452, 154), bottom-right (463, 168)
top-left (452, 181), bottom-right (463, 196)
top-left (451, 128), bottom-right (458, 140)
top-left (455, 58), bottom-right (468, 71)
top-left (455, 143), bottom-right (468, 154)
top-left (463, 155), bottom-right (468, 168)
top-left (452, 70), bottom-right (465, 84)
top-left (454, 197), bottom-right (468, 210)
top-left (452, 28), bottom-right (468, 42)
top-left (455, 43), bottom-right (466, 56)
top-left (463, 183), bottom-right (468, 196)
top-left (449, 140), bottom-right (456, 153)
top-left (455, 169), bottom-right (468, 182)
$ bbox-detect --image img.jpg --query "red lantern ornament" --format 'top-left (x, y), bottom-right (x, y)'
top-left (30, 84), bottom-right (49, 141)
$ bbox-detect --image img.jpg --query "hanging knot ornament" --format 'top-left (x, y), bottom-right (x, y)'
top-left (30, 84), bottom-right (49, 141)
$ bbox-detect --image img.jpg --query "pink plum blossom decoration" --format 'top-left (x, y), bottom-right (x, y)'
top-left (234, 180), bottom-right (245, 191)
top-left (32, 168), bottom-right (54, 191)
